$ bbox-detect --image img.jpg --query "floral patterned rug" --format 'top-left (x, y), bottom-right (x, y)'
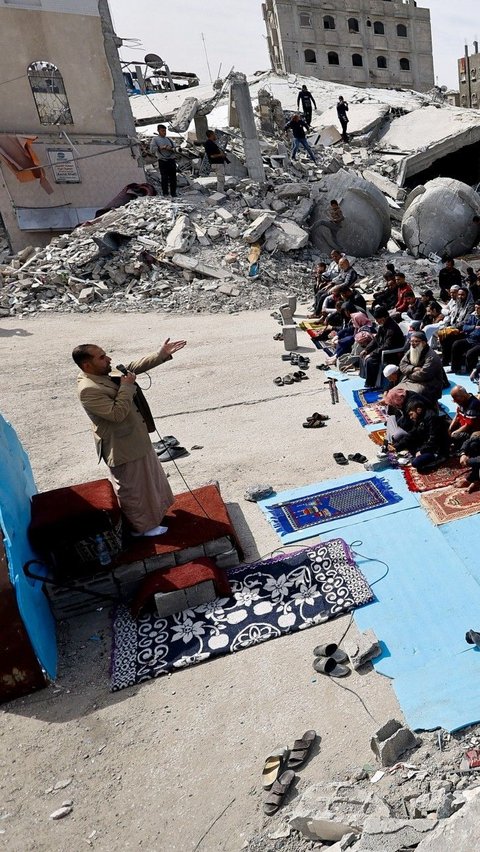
top-left (110, 539), bottom-right (374, 691)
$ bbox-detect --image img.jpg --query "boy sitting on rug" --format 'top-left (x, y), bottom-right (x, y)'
top-left (393, 399), bottom-right (450, 472)
top-left (458, 432), bottom-right (480, 493)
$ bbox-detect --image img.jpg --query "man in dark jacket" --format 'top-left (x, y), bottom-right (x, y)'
top-left (336, 96), bottom-right (349, 141)
top-left (396, 330), bottom-right (444, 402)
top-left (451, 300), bottom-right (480, 373)
top-left (372, 275), bottom-right (398, 311)
top-left (458, 432), bottom-right (480, 492)
top-left (297, 85), bottom-right (317, 127)
top-left (439, 256), bottom-right (462, 302)
top-left (360, 306), bottom-right (405, 388)
top-left (394, 399), bottom-right (450, 471)
top-left (284, 114), bottom-right (316, 162)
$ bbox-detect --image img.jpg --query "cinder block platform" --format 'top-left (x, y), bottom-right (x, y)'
top-left (45, 484), bottom-right (242, 619)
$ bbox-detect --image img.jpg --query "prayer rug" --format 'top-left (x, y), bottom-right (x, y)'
top-left (369, 429), bottom-right (387, 447)
top-left (353, 402), bottom-right (387, 426)
top-left (353, 388), bottom-right (383, 408)
top-left (110, 539), bottom-right (374, 690)
top-left (403, 457), bottom-right (463, 493)
top-left (264, 477), bottom-right (401, 537)
top-left (422, 486), bottom-right (480, 525)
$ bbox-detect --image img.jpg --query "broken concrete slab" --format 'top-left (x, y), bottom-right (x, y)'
top-left (362, 170), bottom-right (404, 202)
top-left (243, 212), bottom-right (276, 243)
top-left (275, 221), bottom-right (309, 251)
top-left (414, 788), bottom-right (480, 850)
top-left (402, 178), bottom-right (480, 258)
top-left (371, 719), bottom-right (419, 767)
top-left (274, 182), bottom-right (311, 200)
top-left (355, 817), bottom-right (438, 851)
top-left (344, 629), bottom-right (381, 670)
top-left (169, 96), bottom-right (200, 133)
top-left (315, 102), bottom-right (390, 142)
top-left (165, 215), bottom-right (195, 256)
top-left (310, 169), bottom-right (391, 257)
top-left (290, 816), bottom-right (360, 843)
top-left (170, 253), bottom-right (230, 279)
top-left (315, 125), bottom-right (343, 147)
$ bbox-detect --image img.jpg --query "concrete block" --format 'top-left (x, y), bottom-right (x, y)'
top-left (154, 588), bottom-right (188, 617)
top-left (112, 561), bottom-right (146, 583)
top-left (214, 548), bottom-right (240, 569)
top-left (165, 215), bottom-right (195, 256)
top-left (174, 545), bottom-right (206, 565)
top-left (282, 324), bottom-right (298, 351)
top-left (216, 208), bottom-right (234, 222)
top-left (206, 191), bottom-right (227, 206)
top-left (275, 182), bottom-right (310, 200)
top-left (184, 580), bottom-right (216, 608)
top-left (204, 536), bottom-right (234, 556)
top-left (243, 212), bottom-right (276, 243)
top-left (144, 552), bottom-right (176, 573)
top-left (275, 221), bottom-right (309, 251)
top-left (355, 817), bottom-right (437, 851)
top-left (171, 254), bottom-right (230, 280)
top-left (363, 169), bottom-right (403, 201)
top-left (370, 719), bottom-right (419, 767)
top-left (414, 788), bottom-right (480, 850)
top-left (344, 629), bottom-right (381, 670)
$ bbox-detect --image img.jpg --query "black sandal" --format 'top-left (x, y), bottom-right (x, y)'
top-left (333, 452), bottom-right (348, 465)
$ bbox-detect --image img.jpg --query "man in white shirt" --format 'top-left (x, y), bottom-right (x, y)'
top-left (150, 124), bottom-right (177, 198)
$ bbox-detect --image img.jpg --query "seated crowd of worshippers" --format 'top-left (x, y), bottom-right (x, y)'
top-left (310, 252), bottom-right (480, 483)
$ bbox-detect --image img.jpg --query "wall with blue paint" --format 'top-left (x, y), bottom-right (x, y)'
top-left (0, 414), bottom-right (56, 679)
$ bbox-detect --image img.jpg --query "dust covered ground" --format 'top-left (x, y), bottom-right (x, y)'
top-left (0, 308), bottom-right (401, 851)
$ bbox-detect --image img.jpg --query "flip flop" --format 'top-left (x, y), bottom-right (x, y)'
top-left (290, 353), bottom-right (299, 364)
top-left (283, 374), bottom-right (295, 385)
top-left (274, 377), bottom-right (284, 386)
top-left (315, 364), bottom-right (330, 371)
top-left (153, 436), bottom-right (179, 450)
top-left (303, 419), bottom-right (325, 428)
top-left (263, 769), bottom-right (295, 815)
top-left (293, 371), bottom-right (309, 381)
top-left (262, 747), bottom-right (289, 789)
top-left (297, 357), bottom-right (310, 369)
top-left (333, 453), bottom-right (348, 465)
top-left (348, 453), bottom-right (368, 464)
top-left (156, 446), bottom-right (189, 462)
top-left (287, 730), bottom-right (317, 770)
top-left (313, 657), bottom-right (350, 677)
top-left (273, 333), bottom-right (283, 341)
top-left (313, 643), bottom-right (348, 663)
top-left (306, 412), bottom-right (329, 422)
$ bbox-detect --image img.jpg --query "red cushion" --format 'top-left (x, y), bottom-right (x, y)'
top-left (131, 557), bottom-right (232, 618)
top-left (29, 479), bottom-right (120, 552)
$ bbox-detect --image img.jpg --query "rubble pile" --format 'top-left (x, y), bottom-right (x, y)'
top-left (244, 724), bottom-right (480, 852)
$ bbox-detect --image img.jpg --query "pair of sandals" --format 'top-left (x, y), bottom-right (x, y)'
top-left (313, 643), bottom-right (350, 678)
top-left (153, 436), bottom-right (189, 462)
top-left (274, 372), bottom-right (308, 386)
top-left (290, 353), bottom-right (310, 369)
top-left (273, 332), bottom-right (283, 341)
top-left (262, 730), bottom-right (317, 815)
top-left (333, 452), bottom-right (367, 465)
top-left (315, 364), bottom-right (330, 371)
top-left (303, 412), bottom-right (329, 429)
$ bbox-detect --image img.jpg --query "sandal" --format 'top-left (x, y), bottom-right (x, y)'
top-left (333, 453), bottom-right (348, 465)
top-left (313, 643), bottom-right (348, 663)
top-left (313, 657), bottom-right (350, 677)
top-left (273, 333), bottom-right (283, 341)
top-left (348, 453), bottom-right (368, 464)
top-left (293, 371), bottom-right (309, 381)
top-left (306, 412), bottom-right (329, 422)
top-left (287, 730), bottom-right (316, 770)
top-left (290, 353), bottom-right (299, 365)
top-left (273, 377), bottom-right (284, 386)
top-left (297, 357), bottom-right (309, 369)
top-left (283, 374), bottom-right (295, 385)
top-left (262, 746), bottom-right (289, 789)
top-left (303, 418), bottom-right (325, 428)
top-left (263, 769), bottom-right (295, 815)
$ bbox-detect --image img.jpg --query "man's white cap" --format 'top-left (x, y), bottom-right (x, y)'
top-left (383, 364), bottom-right (399, 378)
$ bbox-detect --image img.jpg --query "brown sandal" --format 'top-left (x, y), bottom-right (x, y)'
top-left (263, 769), bottom-right (295, 815)
top-left (287, 730), bottom-right (317, 770)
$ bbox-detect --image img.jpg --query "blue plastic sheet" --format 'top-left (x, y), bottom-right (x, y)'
top-left (0, 414), bottom-right (56, 679)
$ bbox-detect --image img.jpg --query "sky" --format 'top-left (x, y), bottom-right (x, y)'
top-left (108, 0), bottom-right (477, 91)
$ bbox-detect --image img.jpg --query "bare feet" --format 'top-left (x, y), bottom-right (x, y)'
top-left (468, 481), bottom-right (480, 494)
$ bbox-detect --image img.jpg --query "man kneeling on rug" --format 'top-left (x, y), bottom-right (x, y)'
top-left (458, 433), bottom-right (480, 493)
top-left (393, 398), bottom-right (450, 472)
top-left (73, 339), bottom-right (186, 537)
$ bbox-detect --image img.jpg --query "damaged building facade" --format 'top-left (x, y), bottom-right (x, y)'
top-left (262, 0), bottom-right (434, 92)
top-left (458, 43), bottom-right (480, 109)
top-left (0, 0), bottom-right (144, 252)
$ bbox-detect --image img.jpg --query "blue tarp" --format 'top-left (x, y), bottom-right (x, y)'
top-left (0, 414), bottom-right (56, 679)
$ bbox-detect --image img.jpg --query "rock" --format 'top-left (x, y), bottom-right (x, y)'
top-left (275, 182), bottom-right (311, 200)
top-left (355, 817), bottom-right (437, 851)
top-left (436, 792), bottom-right (465, 819)
top-left (289, 817), bottom-right (361, 843)
top-left (171, 253), bottom-right (230, 279)
top-left (371, 719), bottom-right (419, 767)
top-left (78, 287), bottom-right (95, 304)
top-left (344, 629), bottom-right (381, 670)
top-left (53, 778), bottom-right (73, 791)
top-left (216, 208), bottom-right (234, 222)
top-left (415, 787), bottom-right (480, 850)
top-left (244, 484), bottom-right (274, 502)
top-left (274, 221), bottom-right (309, 251)
top-left (49, 805), bottom-right (73, 820)
top-left (243, 212), bottom-right (276, 243)
top-left (218, 284), bottom-right (240, 296)
top-left (165, 215), bottom-right (195, 256)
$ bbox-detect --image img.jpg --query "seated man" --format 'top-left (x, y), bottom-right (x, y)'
top-left (392, 272), bottom-right (414, 318)
top-left (332, 257), bottom-right (358, 288)
top-left (372, 274), bottom-right (398, 311)
top-left (438, 256), bottom-right (462, 302)
top-left (458, 432), bottom-right (480, 493)
top-left (448, 385), bottom-right (480, 449)
top-left (396, 330), bottom-right (444, 402)
top-left (339, 283), bottom-right (367, 313)
top-left (408, 289), bottom-right (434, 324)
top-left (360, 306), bottom-right (405, 389)
top-left (394, 398), bottom-right (450, 472)
top-left (450, 300), bottom-right (480, 373)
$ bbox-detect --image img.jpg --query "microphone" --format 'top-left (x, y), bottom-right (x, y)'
top-left (116, 363), bottom-right (129, 376)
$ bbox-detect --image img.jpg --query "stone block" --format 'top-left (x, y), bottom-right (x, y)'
top-left (275, 221), bottom-right (309, 251)
top-left (344, 629), bottom-right (381, 670)
top-left (165, 215), bottom-right (195, 256)
top-left (216, 208), bottom-right (234, 222)
top-left (171, 254), bottom-right (230, 279)
top-left (144, 553), bottom-right (176, 573)
top-left (355, 817), bottom-right (437, 852)
top-left (218, 284), bottom-right (240, 297)
top-left (214, 548), bottom-right (240, 569)
top-left (112, 561), bottom-right (146, 583)
top-left (282, 324), bottom-right (298, 352)
top-left (206, 191), bottom-right (227, 206)
top-left (243, 212), bottom-right (276, 243)
top-left (275, 182), bottom-right (310, 200)
top-left (174, 545), bottom-right (206, 565)
top-left (79, 287), bottom-right (95, 303)
top-left (363, 169), bottom-right (403, 201)
top-left (371, 719), bottom-right (419, 767)
top-left (154, 588), bottom-right (188, 617)
top-left (203, 536), bottom-right (234, 556)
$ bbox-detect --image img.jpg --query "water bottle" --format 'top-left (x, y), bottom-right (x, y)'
top-left (95, 534), bottom-right (111, 567)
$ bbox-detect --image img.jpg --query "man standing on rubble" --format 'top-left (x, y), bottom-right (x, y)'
top-left (150, 124), bottom-right (177, 198)
top-left (72, 339), bottom-right (186, 538)
top-left (297, 84), bottom-right (317, 129)
top-left (204, 130), bottom-right (230, 192)
top-left (284, 114), bottom-right (317, 163)
top-left (336, 96), bottom-right (349, 142)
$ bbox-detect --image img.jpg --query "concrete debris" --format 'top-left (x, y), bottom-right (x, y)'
top-left (402, 178), bottom-right (480, 258)
top-left (354, 816), bottom-right (437, 851)
top-left (371, 719), bottom-right (420, 767)
top-left (165, 214), bottom-right (195, 255)
top-left (49, 804), bottom-right (73, 820)
top-left (290, 816), bottom-right (361, 843)
top-left (243, 212), bottom-right (276, 243)
top-left (344, 629), bottom-right (381, 670)
top-left (414, 787), bottom-right (480, 851)
top-left (244, 484), bottom-right (275, 502)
